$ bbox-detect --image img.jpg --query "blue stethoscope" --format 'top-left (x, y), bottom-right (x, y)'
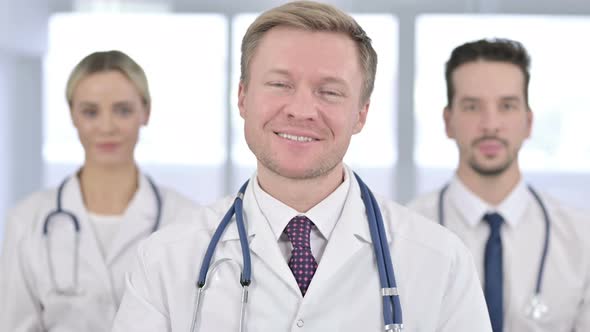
top-left (438, 184), bottom-right (550, 321)
top-left (190, 173), bottom-right (403, 332)
top-left (42, 175), bottom-right (163, 295)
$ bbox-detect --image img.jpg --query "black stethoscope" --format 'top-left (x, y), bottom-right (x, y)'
top-left (42, 175), bottom-right (163, 295)
top-left (438, 184), bottom-right (551, 320)
top-left (190, 173), bottom-right (404, 332)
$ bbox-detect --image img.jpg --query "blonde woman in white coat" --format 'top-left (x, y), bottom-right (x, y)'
top-left (0, 50), bottom-right (199, 332)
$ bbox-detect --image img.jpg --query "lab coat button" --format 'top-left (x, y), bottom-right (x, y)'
top-left (296, 319), bottom-right (304, 327)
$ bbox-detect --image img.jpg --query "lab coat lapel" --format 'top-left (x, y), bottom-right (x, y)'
top-left (224, 181), bottom-right (301, 296)
top-left (61, 176), bottom-right (114, 293)
top-left (248, 212), bottom-right (302, 296)
top-left (305, 174), bottom-right (372, 296)
top-left (105, 174), bottom-right (157, 264)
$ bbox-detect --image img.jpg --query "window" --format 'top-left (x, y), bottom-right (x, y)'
top-left (44, 13), bottom-right (228, 203)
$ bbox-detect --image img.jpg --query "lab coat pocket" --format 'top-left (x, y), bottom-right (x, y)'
top-left (42, 290), bottom-right (112, 332)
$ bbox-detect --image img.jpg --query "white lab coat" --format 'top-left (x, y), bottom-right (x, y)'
top-left (0, 173), bottom-right (199, 332)
top-left (112, 168), bottom-right (493, 332)
top-left (407, 178), bottom-right (590, 332)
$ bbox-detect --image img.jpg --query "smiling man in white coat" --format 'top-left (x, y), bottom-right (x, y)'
top-left (112, 2), bottom-right (492, 331)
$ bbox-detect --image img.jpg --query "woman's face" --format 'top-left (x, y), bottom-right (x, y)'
top-left (70, 70), bottom-right (149, 168)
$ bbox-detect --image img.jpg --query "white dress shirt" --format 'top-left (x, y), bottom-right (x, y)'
top-left (407, 176), bottom-right (590, 332)
top-left (253, 168), bottom-right (349, 263)
top-left (112, 165), bottom-right (492, 332)
top-left (88, 213), bottom-right (123, 258)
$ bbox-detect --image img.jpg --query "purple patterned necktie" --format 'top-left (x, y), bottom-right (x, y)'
top-left (284, 216), bottom-right (318, 296)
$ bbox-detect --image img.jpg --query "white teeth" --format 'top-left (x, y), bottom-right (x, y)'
top-left (277, 133), bottom-right (314, 142)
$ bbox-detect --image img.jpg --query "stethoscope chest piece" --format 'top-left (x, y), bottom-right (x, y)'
top-left (524, 295), bottom-right (549, 321)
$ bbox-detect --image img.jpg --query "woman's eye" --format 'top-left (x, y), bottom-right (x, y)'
top-left (81, 108), bottom-right (97, 117)
top-left (114, 103), bottom-right (134, 116)
top-left (116, 107), bottom-right (132, 115)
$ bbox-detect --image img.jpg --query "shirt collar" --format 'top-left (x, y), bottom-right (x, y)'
top-left (496, 179), bottom-right (531, 227)
top-left (448, 175), bottom-right (530, 228)
top-left (252, 167), bottom-right (350, 242)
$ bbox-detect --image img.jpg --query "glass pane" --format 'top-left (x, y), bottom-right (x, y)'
top-left (73, 0), bottom-right (170, 12)
top-left (346, 14), bottom-right (398, 168)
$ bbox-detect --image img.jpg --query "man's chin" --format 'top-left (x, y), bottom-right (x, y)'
top-left (471, 165), bottom-right (508, 177)
top-left (469, 159), bottom-right (511, 177)
top-left (275, 167), bottom-right (323, 181)
top-left (264, 161), bottom-right (338, 181)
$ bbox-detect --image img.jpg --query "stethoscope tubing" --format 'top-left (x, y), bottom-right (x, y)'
top-left (41, 174), bottom-right (163, 294)
top-left (197, 180), bottom-right (250, 288)
top-left (354, 173), bottom-right (403, 328)
top-left (43, 175), bottom-right (162, 235)
top-left (437, 183), bottom-right (550, 297)
top-left (194, 174), bottom-right (403, 331)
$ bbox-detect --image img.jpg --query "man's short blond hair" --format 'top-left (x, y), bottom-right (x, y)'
top-left (240, 0), bottom-right (377, 104)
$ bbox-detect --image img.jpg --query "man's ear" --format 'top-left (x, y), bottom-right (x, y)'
top-left (443, 106), bottom-right (454, 139)
top-left (352, 100), bottom-right (370, 134)
top-left (238, 81), bottom-right (247, 119)
top-left (525, 107), bottom-right (533, 138)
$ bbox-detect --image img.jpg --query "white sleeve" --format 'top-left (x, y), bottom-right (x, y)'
top-left (111, 241), bottom-right (170, 332)
top-left (437, 240), bottom-right (493, 332)
top-left (0, 209), bottom-right (44, 332)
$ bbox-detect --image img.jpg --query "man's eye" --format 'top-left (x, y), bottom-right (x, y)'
top-left (501, 103), bottom-right (515, 111)
top-left (267, 82), bottom-right (290, 88)
top-left (319, 90), bottom-right (341, 97)
top-left (462, 103), bottom-right (479, 111)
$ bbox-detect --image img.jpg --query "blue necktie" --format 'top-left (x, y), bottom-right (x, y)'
top-left (483, 212), bottom-right (504, 332)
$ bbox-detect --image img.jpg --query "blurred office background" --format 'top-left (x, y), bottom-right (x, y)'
top-left (1, 0), bottom-right (589, 245)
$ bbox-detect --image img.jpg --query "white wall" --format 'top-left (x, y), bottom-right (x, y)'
top-left (0, 0), bottom-right (47, 244)
top-left (0, 52), bottom-right (44, 245)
